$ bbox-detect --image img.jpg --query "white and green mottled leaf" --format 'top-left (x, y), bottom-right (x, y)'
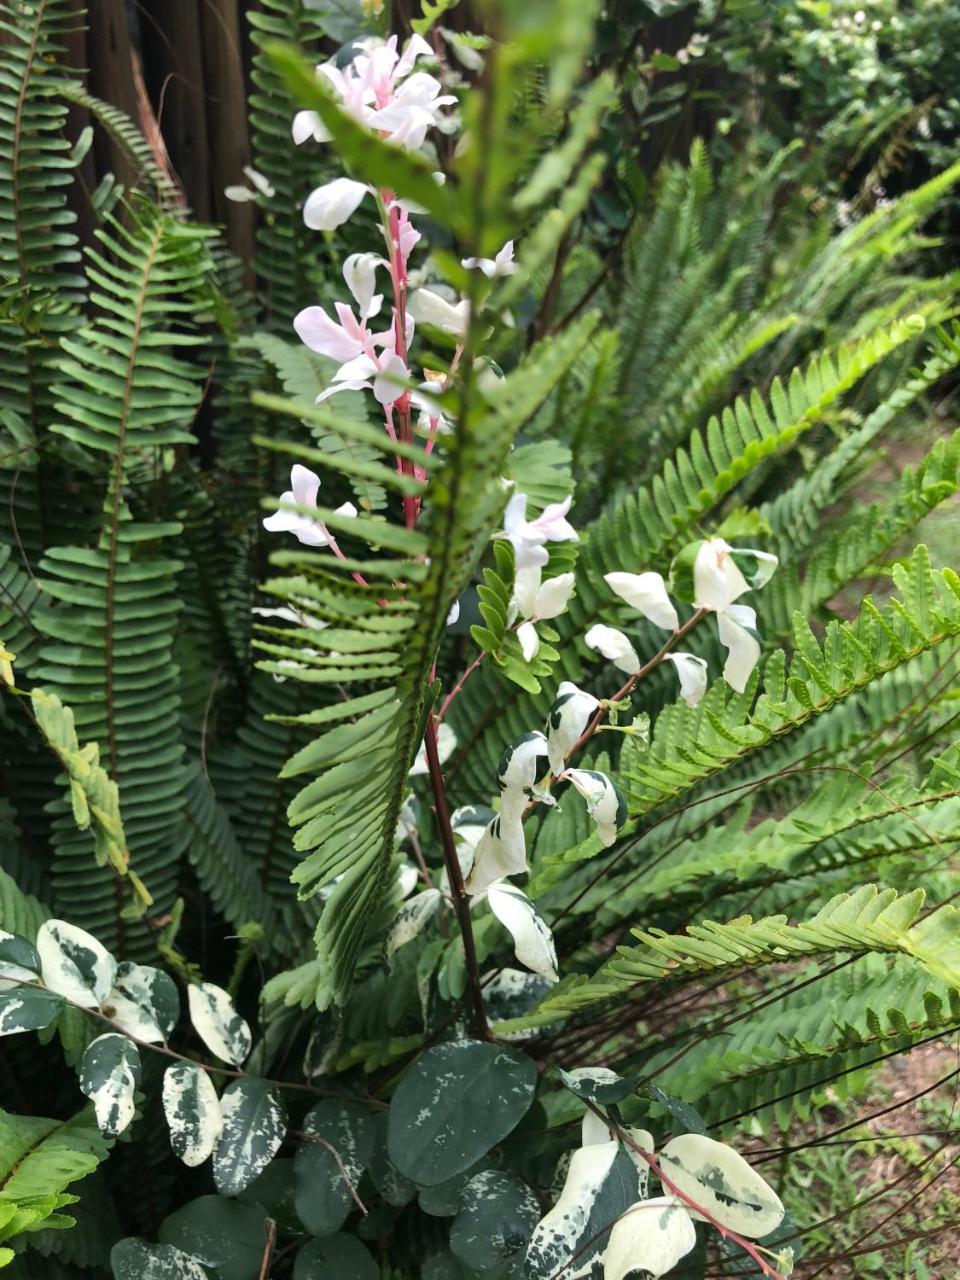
top-left (110, 1237), bottom-right (210, 1279)
top-left (162, 1062), bottom-right (223, 1168)
top-left (487, 885), bottom-right (559, 982)
top-left (449, 1169), bottom-right (540, 1272)
top-left (187, 982), bottom-right (251, 1067)
top-left (0, 986), bottom-right (64, 1035)
top-left (387, 1039), bottom-right (537, 1186)
top-left (525, 1141), bottom-right (640, 1280)
top-left (604, 1196), bottom-right (697, 1280)
top-left (212, 1077), bottom-right (286, 1196)
top-left (106, 962), bottom-right (180, 1043)
top-left (385, 889), bottom-right (442, 958)
top-left (658, 1134), bottom-right (785, 1238)
top-left (294, 1100), bottom-right (375, 1237)
top-left (158, 1195), bottom-right (269, 1280)
top-left (79, 1033), bottom-right (140, 1137)
top-left (37, 919), bottom-right (116, 1008)
top-left (0, 930), bottom-right (41, 984)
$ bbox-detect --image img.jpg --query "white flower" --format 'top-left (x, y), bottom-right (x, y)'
top-left (462, 240), bottom-right (516, 278)
top-left (560, 769), bottom-right (626, 847)
top-left (584, 624), bottom-right (640, 675)
top-left (303, 177), bottom-right (369, 231)
top-left (717, 603), bottom-right (761, 693)
top-left (665, 652), bottom-right (708, 707)
top-left (294, 300), bottom-right (373, 365)
top-left (342, 253), bottom-right (385, 320)
top-left (446, 599), bottom-right (461, 626)
top-left (224, 165), bottom-right (276, 203)
top-left (464, 815), bottom-right (526, 894)
top-left (408, 287), bottom-right (470, 336)
top-left (693, 538), bottom-right (750, 611)
top-left (292, 35), bottom-right (454, 157)
top-left (294, 302), bottom-right (412, 408)
top-left (262, 464), bottom-right (357, 547)
top-left (500, 492), bottom-right (578, 572)
top-left (511, 567), bottom-right (575, 662)
top-left (604, 571), bottom-right (679, 631)
top-left (692, 539), bottom-right (778, 612)
top-left (546, 681), bottom-right (600, 775)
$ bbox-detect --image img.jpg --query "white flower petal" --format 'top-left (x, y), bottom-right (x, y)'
top-left (292, 110), bottom-right (330, 145)
top-left (408, 287), bottom-right (469, 336)
top-left (604, 571), bottom-right (678, 631)
top-left (717, 605), bottom-right (761, 693)
top-left (342, 252), bottom-right (384, 320)
top-left (302, 177), bottom-right (368, 231)
top-left (584, 624), bottom-right (640, 675)
top-left (535, 572), bottom-right (575, 620)
top-left (665, 652), bottom-right (709, 707)
top-left (693, 538), bottom-right (749, 611)
top-left (517, 620), bottom-right (540, 663)
top-left (293, 305), bottom-right (363, 363)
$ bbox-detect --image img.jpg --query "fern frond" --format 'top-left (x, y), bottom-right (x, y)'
top-left (537, 884), bottom-right (952, 1017)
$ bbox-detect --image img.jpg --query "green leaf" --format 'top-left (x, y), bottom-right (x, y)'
top-left (79, 1033), bottom-right (140, 1138)
top-left (111, 1238), bottom-right (210, 1279)
top-left (159, 1196), bottom-right (270, 1280)
top-left (387, 1039), bottom-right (537, 1185)
top-left (212, 1078), bottom-right (286, 1197)
top-left (162, 1063), bottom-right (223, 1169)
top-left (449, 1170), bottom-right (540, 1272)
top-left (293, 1234), bottom-right (379, 1280)
top-left (293, 1101), bottom-right (374, 1238)
top-left (0, 986), bottom-right (64, 1036)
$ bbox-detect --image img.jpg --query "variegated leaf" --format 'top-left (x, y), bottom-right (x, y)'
top-left (604, 1196), bottom-right (697, 1279)
top-left (36, 919), bottom-right (116, 1008)
top-left (385, 889), bottom-right (442, 958)
top-left (162, 1062), bottom-right (223, 1168)
top-left (212, 1077), bottom-right (286, 1196)
top-left (487, 884), bottom-right (558, 982)
top-left (658, 1133), bottom-right (785, 1238)
top-left (110, 1237), bottom-right (210, 1279)
top-left (187, 982), bottom-right (251, 1066)
top-left (525, 1142), bottom-right (641, 1280)
top-left (79, 1033), bottom-right (140, 1137)
top-left (0, 930), bottom-right (41, 984)
top-left (0, 986), bottom-right (64, 1035)
top-left (106, 961), bottom-right (180, 1043)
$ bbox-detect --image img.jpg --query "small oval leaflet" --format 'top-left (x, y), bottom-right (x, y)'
top-left (604, 1196), bottom-right (697, 1280)
top-left (0, 986), bottom-right (64, 1036)
top-left (0, 930), bottom-right (41, 983)
top-left (187, 981), bottom-right (251, 1067)
top-left (658, 1133), bottom-right (785, 1238)
top-left (162, 1062), bottom-right (223, 1168)
top-left (385, 888), bottom-right (442, 958)
top-left (387, 1038), bottom-right (537, 1186)
top-left (111, 1237), bottom-right (210, 1280)
top-left (108, 961), bottom-right (180, 1043)
top-left (212, 1077), bottom-right (286, 1196)
top-left (293, 1099), bottom-right (375, 1237)
top-left (292, 1233), bottom-right (379, 1280)
top-left (37, 919), bottom-right (117, 1008)
top-left (159, 1194), bottom-right (269, 1280)
top-left (80, 1033), bottom-right (140, 1138)
top-left (449, 1169), bottom-right (540, 1273)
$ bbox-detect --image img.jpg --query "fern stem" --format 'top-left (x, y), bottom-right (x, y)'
top-left (423, 713), bottom-right (490, 1040)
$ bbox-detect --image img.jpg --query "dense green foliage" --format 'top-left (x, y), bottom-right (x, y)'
top-left (0, 1), bottom-right (958, 1278)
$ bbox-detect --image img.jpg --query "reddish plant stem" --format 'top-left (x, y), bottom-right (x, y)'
top-left (437, 650), bottom-right (486, 721)
top-left (423, 713), bottom-right (489, 1040)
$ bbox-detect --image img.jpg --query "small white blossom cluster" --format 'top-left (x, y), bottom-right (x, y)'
top-left (586, 537), bottom-right (778, 707)
top-left (260, 33), bottom-right (514, 549)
